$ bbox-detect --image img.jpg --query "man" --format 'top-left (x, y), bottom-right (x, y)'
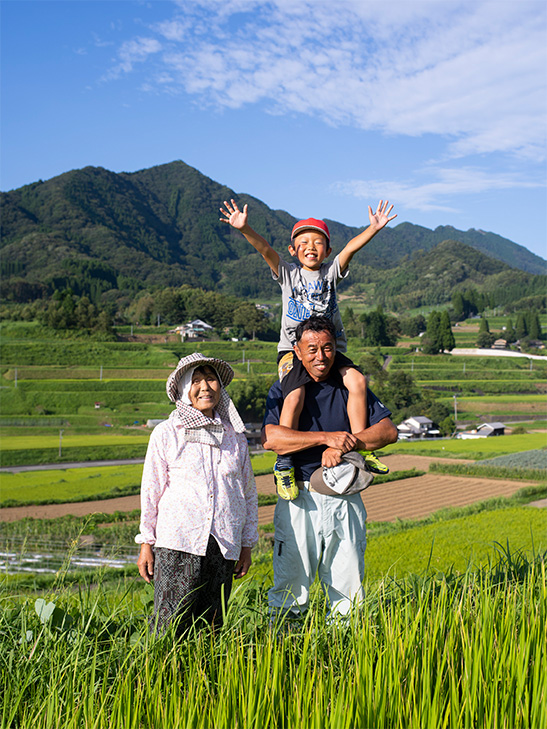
top-left (262, 315), bottom-right (398, 617)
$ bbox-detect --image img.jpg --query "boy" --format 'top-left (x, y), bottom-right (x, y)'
top-left (220, 199), bottom-right (396, 500)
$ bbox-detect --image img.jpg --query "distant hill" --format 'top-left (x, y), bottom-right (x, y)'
top-left (349, 239), bottom-right (545, 310)
top-left (1, 161), bottom-right (545, 306)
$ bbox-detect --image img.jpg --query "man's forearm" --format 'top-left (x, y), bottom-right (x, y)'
top-left (261, 424), bottom-right (328, 455)
top-left (262, 424), bottom-right (359, 455)
top-left (354, 418), bottom-right (398, 451)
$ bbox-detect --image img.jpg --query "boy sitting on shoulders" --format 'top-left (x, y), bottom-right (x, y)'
top-left (220, 198), bottom-right (396, 499)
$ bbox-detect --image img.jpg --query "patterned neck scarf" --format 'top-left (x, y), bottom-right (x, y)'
top-left (174, 369), bottom-right (245, 448)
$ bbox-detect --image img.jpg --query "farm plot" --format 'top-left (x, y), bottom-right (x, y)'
top-left (0, 464), bottom-right (144, 506)
top-left (390, 432), bottom-right (547, 458)
top-left (446, 394), bottom-right (547, 418)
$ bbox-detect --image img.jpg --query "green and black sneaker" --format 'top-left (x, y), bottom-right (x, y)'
top-left (273, 467), bottom-right (299, 501)
top-left (358, 451), bottom-right (390, 475)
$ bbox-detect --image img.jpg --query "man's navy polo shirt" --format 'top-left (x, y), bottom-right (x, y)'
top-left (262, 376), bottom-right (392, 482)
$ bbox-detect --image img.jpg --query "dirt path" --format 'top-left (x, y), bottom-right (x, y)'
top-left (0, 455), bottom-right (540, 525)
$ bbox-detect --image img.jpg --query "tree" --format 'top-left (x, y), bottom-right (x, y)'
top-left (400, 314), bottom-right (426, 337)
top-left (423, 310), bottom-right (454, 354)
top-left (357, 352), bottom-right (388, 388)
top-left (422, 311), bottom-right (442, 354)
top-left (360, 307), bottom-right (398, 347)
top-left (379, 370), bottom-right (420, 412)
top-left (476, 331), bottom-right (495, 348)
top-left (439, 415), bottom-right (455, 436)
top-left (504, 319), bottom-right (517, 344)
top-left (227, 376), bottom-right (273, 421)
top-left (440, 310), bottom-right (455, 351)
top-left (515, 312), bottom-right (528, 340)
top-left (232, 303), bottom-right (267, 340)
top-left (526, 310), bottom-right (541, 340)
top-left (342, 306), bottom-right (360, 338)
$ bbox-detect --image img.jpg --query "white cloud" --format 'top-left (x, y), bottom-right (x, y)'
top-left (333, 167), bottom-right (543, 213)
top-left (105, 36), bottom-right (163, 80)
top-left (106, 1), bottom-right (547, 161)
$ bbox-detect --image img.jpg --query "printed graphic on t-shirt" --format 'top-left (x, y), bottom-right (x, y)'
top-left (287, 278), bottom-right (338, 323)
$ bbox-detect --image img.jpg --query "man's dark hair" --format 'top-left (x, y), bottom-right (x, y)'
top-left (295, 315), bottom-right (336, 343)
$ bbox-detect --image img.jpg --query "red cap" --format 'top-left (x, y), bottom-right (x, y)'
top-left (291, 218), bottom-right (330, 242)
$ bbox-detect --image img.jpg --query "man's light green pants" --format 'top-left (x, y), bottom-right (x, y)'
top-left (268, 486), bottom-right (367, 617)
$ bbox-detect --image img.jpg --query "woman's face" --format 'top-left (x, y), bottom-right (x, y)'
top-left (189, 366), bottom-right (221, 417)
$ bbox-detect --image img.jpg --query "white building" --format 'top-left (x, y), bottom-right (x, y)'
top-left (397, 416), bottom-right (441, 440)
top-left (169, 319), bottom-right (214, 340)
top-left (457, 422), bottom-right (506, 439)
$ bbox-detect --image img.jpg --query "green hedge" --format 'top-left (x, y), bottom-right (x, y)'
top-left (429, 462), bottom-right (547, 482)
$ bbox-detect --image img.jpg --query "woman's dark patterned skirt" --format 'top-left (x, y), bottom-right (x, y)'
top-left (151, 536), bottom-right (236, 635)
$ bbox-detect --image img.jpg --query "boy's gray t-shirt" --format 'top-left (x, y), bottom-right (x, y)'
top-left (273, 254), bottom-right (349, 353)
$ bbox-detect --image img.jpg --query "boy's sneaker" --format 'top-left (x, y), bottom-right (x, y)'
top-left (358, 451), bottom-right (390, 475)
top-left (274, 467), bottom-right (299, 501)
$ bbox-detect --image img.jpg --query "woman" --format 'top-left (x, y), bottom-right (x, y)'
top-left (136, 353), bottom-right (258, 634)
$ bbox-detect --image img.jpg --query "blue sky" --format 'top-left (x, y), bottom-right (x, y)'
top-left (2, 0), bottom-right (546, 260)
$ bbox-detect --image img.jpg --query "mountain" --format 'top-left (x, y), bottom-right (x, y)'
top-left (1, 161), bottom-right (545, 305)
top-left (348, 239), bottom-right (545, 310)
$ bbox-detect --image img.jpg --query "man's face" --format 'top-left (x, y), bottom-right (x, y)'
top-left (288, 230), bottom-right (331, 271)
top-left (294, 329), bottom-right (336, 382)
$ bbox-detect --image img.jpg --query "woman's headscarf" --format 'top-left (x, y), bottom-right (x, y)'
top-left (166, 353), bottom-right (245, 448)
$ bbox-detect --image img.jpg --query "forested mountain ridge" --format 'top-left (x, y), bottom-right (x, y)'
top-left (350, 240), bottom-right (546, 311)
top-left (1, 160), bottom-right (545, 307)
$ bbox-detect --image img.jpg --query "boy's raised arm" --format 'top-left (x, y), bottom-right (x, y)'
top-left (220, 199), bottom-right (280, 276)
top-left (338, 200), bottom-right (396, 273)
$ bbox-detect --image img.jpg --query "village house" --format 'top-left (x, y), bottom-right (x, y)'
top-left (492, 338), bottom-right (507, 350)
top-left (169, 319), bottom-right (214, 341)
top-left (457, 422), bottom-right (506, 439)
top-left (397, 415), bottom-right (441, 440)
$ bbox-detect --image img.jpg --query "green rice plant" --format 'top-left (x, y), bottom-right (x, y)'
top-left (250, 451), bottom-right (276, 474)
top-left (390, 432), bottom-right (547, 459)
top-left (0, 433), bottom-right (151, 451)
top-left (0, 464), bottom-right (144, 506)
top-left (0, 452), bottom-right (290, 506)
top-left (365, 507), bottom-right (547, 578)
top-left (0, 547), bottom-right (544, 729)
top-left (428, 461), bottom-right (546, 482)
top-left (1, 339), bottom-right (175, 367)
top-left (0, 444), bottom-right (148, 468)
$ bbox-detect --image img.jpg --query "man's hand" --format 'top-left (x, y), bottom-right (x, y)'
top-left (220, 199), bottom-right (248, 230)
top-left (234, 546), bottom-right (252, 579)
top-left (368, 200), bottom-right (397, 231)
top-left (321, 447), bottom-right (344, 468)
top-left (323, 431), bottom-right (358, 453)
top-left (137, 543), bottom-right (154, 583)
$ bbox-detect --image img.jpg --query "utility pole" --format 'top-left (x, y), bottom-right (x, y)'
top-left (100, 365), bottom-right (103, 381)
top-left (59, 429), bottom-right (64, 458)
top-left (14, 368), bottom-right (17, 388)
top-left (453, 394), bottom-right (458, 428)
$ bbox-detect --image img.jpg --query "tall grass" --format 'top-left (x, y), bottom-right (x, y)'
top-left (1, 547), bottom-right (545, 728)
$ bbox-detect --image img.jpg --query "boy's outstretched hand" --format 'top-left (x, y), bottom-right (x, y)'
top-left (220, 199), bottom-right (248, 230)
top-left (368, 200), bottom-right (397, 231)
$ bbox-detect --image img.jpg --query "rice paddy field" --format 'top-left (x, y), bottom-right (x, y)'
top-left (1, 512), bottom-right (545, 728)
top-left (1, 319), bottom-right (546, 727)
top-left (390, 432), bottom-right (547, 459)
